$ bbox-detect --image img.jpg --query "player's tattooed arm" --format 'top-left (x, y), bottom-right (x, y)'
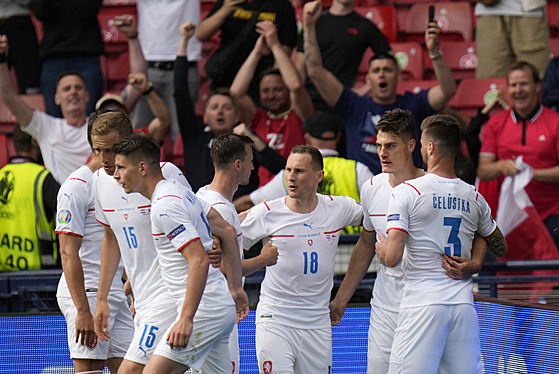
top-left (485, 226), bottom-right (508, 258)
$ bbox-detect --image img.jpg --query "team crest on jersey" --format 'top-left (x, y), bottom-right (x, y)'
top-left (168, 224), bottom-right (186, 241)
top-left (58, 209), bottom-right (72, 224)
top-left (263, 361), bottom-right (272, 374)
top-left (87, 336), bottom-right (98, 350)
top-left (308, 239), bottom-right (313, 246)
top-left (124, 214), bottom-right (128, 220)
top-left (387, 214), bottom-right (400, 221)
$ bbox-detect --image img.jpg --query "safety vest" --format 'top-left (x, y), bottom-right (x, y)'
top-left (0, 162), bottom-right (56, 271)
top-left (318, 157), bottom-right (362, 235)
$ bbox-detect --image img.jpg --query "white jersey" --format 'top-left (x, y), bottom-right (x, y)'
top-left (55, 166), bottom-right (124, 297)
top-left (94, 162), bottom-right (189, 311)
top-left (387, 174), bottom-right (497, 308)
top-left (241, 195), bottom-right (363, 329)
top-left (361, 173), bottom-right (404, 312)
top-left (22, 111), bottom-right (91, 183)
top-left (151, 180), bottom-right (234, 312)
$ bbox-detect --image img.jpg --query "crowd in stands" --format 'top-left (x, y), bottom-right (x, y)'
top-left (1, 0), bottom-right (559, 372)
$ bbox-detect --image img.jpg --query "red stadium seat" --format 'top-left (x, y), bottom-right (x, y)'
top-left (103, 0), bottom-right (137, 5)
top-left (403, 2), bottom-right (474, 42)
top-left (550, 37), bottom-right (559, 58)
top-left (195, 79), bottom-right (211, 120)
top-left (97, 5), bottom-right (137, 46)
top-left (449, 77), bottom-right (508, 117)
top-left (0, 134), bottom-right (10, 168)
top-left (101, 51), bottom-right (130, 92)
top-left (396, 79), bottom-right (438, 95)
top-left (424, 41), bottom-right (477, 80)
top-left (547, 2), bottom-right (559, 37)
top-left (354, 5), bottom-right (398, 43)
top-left (392, 42), bottom-right (425, 80)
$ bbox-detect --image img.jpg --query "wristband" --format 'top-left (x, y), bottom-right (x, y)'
top-left (429, 49), bottom-right (443, 61)
top-left (0, 53), bottom-right (8, 64)
top-left (142, 82), bottom-right (154, 95)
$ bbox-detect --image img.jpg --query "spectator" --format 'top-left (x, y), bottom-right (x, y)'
top-left (295, 0), bottom-right (392, 110)
top-left (130, 0), bottom-right (201, 142)
top-left (175, 23), bottom-right (285, 194)
top-left (197, 0), bottom-right (297, 103)
top-left (0, 126), bottom-right (59, 271)
top-left (303, 0), bottom-right (456, 174)
top-left (542, 56), bottom-right (559, 112)
top-left (30, 0), bottom-right (104, 117)
top-left (478, 61), bottom-right (559, 245)
top-left (0, 36), bottom-right (92, 183)
top-left (231, 20), bottom-right (313, 186)
top-left (475, 0), bottom-right (549, 79)
top-left (0, 0), bottom-right (41, 94)
top-left (234, 110), bottom-right (372, 236)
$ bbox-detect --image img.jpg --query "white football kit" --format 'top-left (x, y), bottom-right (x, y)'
top-left (197, 186), bottom-right (244, 374)
top-left (93, 162), bottom-right (189, 365)
top-left (241, 194), bottom-right (363, 374)
top-left (56, 165), bottom-right (133, 360)
top-left (386, 174), bottom-right (497, 374)
top-left (150, 180), bottom-right (236, 372)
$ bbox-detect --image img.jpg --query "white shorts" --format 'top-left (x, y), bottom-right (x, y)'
top-left (256, 322), bottom-right (332, 374)
top-left (153, 304), bottom-right (236, 373)
top-left (191, 323), bottom-right (239, 374)
top-left (124, 299), bottom-right (178, 365)
top-left (367, 305), bottom-right (398, 374)
top-left (58, 291), bottom-right (134, 360)
top-left (388, 304), bottom-right (482, 374)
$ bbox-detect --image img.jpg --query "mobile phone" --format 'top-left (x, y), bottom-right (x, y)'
top-left (428, 5), bottom-right (435, 23)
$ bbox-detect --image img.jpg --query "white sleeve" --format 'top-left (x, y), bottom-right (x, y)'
top-left (161, 162), bottom-right (192, 190)
top-left (152, 195), bottom-right (201, 251)
top-left (337, 196), bottom-right (364, 227)
top-left (55, 178), bottom-right (88, 237)
top-left (240, 203), bottom-right (269, 250)
top-left (93, 172), bottom-right (109, 226)
top-left (250, 170), bottom-right (287, 204)
top-left (356, 162), bottom-right (374, 195)
top-left (476, 192), bottom-right (498, 238)
top-left (386, 184), bottom-right (413, 233)
top-left (360, 182), bottom-right (375, 233)
top-left (20, 110), bottom-right (46, 141)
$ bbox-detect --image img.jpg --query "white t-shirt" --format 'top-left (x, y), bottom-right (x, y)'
top-left (386, 173), bottom-right (497, 308)
top-left (360, 173), bottom-right (404, 312)
top-left (55, 165), bottom-right (124, 298)
top-left (137, 0), bottom-right (202, 61)
top-left (151, 180), bottom-right (234, 313)
top-left (241, 194), bottom-right (363, 329)
top-left (93, 162), bottom-right (189, 311)
top-left (22, 111), bottom-right (91, 184)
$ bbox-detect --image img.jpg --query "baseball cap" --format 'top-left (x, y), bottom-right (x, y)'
top-left (95, 93), bottom-right (128, 113)
top-left (302, 111), bottom-right (344, 140)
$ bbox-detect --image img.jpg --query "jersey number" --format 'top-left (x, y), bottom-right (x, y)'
top-left (123, 227), bottom-right (138, 249)
top-left (303, 251), bottom-right (318, 274)
top-left (139, 324), bottom-right (159, 350)
top-left (443, 217), bottom-right (462, 257)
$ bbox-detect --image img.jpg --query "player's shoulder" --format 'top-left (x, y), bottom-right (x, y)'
top-left (61, 166), bottom-right (92, 192)
top-left (320, 193), bottom-right (360, 208)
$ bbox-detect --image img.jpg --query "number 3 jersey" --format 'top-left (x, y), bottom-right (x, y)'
top-left (386, 173), bottom-right (497, 308)
top-left (241, 194), bottom-right (363, 329)
top-left (93, 162), bottom-right (190, 312)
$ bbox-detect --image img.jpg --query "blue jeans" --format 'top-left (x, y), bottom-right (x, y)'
top-left (40, 56), bottom-right (103, 118)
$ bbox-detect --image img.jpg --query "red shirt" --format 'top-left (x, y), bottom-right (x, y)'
top-left (480, 106), bottom-right (559, 220)
top-left (251, 108), bottom-right (306, 185)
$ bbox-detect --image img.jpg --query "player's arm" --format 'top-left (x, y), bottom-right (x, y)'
top-left (58, 233), bottom-right (96, 346)
top-left (0, 35), bottom-right (33, 126)
top-left (303, 0), bottom-right (343, 108)
top-left (241, 240), bottom-right (278, 276)
top-left (442, 233), bottom-right (487, 280)
top-left (94, 225), bottom-right (122, 341)
top-left (330, 229), bottom-right (376, 326)
top-left (206, 207), bottom-right (249, 322)
top-left (375, 230), bottom-right (406, 267)
top-left (167, 238), bottom-right (210, 349)
top-left (484, 226), bottom-right (507, 258)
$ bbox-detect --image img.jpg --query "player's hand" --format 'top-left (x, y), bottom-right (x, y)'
top-left (230, 287), bottom-right (249, 323)
top-left (167, 316), bottom-right (193, 349)
top-left (114, 14), bottom-right (137, 39)
top-left (123, 279), bottom-right (133, 297)
top-left (180, 22), bottom-right (196, 40)
top-left (75, 310), bottom-right (96, 346)
top-left (441, 254), bottom-right (482, 280)
top-left (260, 241), bottom-right (278, 266)
top-left (93, 299), bottom-right (111, 341)
top-left (208, 236), bottom-right (222, 268)
top-left (499, 159), bottom-right (518, 177)
top-left (375, 233), bottom-right (387, 265)
top-left (0, 35), bottom-right (9, 55)
top-left (425, 21), bottom-right (440, 53)
top-left (329, 299), bottom-right (346, 326)
top-left (303, 0), bottom-right (322, 27)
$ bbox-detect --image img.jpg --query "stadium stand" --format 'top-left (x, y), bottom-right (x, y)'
top-left (449, 77), bottom-right (508, 118)
top-left (403, 2), bottom-right (474, 42)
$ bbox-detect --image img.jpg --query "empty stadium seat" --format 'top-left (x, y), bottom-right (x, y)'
top-left (97, 5), bottom-right (137, 47)
top-left (403, 2), bottom-right (474, 42)
top-left (550, 37), bottom-right (559, 58)
top-left (354, 5), bottom-right (398, 43)
top-left (547, 1), bottom-right (559, 37)
top-left (396, 79), bottom-right (438, 95)
top-left (424, 41), bottom-right (477, 80)
top-left (392, 42), bottom-right (425, 80)
top-left (449, 77), bottom-right (508, 117)
top-left (100, 51), bottom-right (130, 92)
